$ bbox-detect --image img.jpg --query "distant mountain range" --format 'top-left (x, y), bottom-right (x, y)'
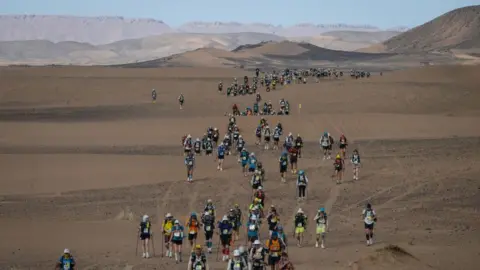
top-left (0, 15), bottom-right (408, 44)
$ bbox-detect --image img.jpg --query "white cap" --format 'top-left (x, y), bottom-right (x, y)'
top-left (174, 220), bottom-right (180, 224)
top-left (63, 248), bottom-right (70, 254)
top-left (297, 208), bottom-right (303, 213)
top-left (254, 240), bottom-right (261, 245)
top-left (233, 250), bottom-right (240, 256)
top-left (222, 215), bottom-right (228, 221)
top-left (166, 213), bottom-right (172, 218)
top-left (204, 211), bottom-right (210, 216)
top-left (142, 215), bottom-right (149, 222)
top-left (257, 186), bottom-right (263, 190)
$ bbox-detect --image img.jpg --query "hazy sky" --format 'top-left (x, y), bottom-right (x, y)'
top-left (2, 0), bottom-right (479, 28)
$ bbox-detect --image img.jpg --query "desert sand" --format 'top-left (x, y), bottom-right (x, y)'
top-left (0, 64), bottom-right (480, 270)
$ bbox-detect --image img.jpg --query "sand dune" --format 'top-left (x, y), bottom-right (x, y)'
top-left (365, 5), bottom-right (480, 53)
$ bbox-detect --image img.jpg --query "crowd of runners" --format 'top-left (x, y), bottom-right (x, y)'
top-left (56, 68), bottom-right (377, 270)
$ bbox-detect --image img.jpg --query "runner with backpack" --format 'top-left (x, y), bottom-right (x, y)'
top-left (333, 154), bottom-right (345, 184)
top-left (187, 245), bottom-right (210, 270)
top-left (362, 203), bottom-right (377, 246)
top-left (314, 208), bottom-right (328, 248)
top-left (266, 232), bottom-right (286, 270)
top-left (293, 209), bottom-right (308, 247)
top-left (351, 149), bottom-right (362, 180)
top-left (296, 170), bottom-right (308, 200)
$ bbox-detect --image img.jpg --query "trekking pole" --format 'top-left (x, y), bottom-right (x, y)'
top-left (216, 235), bottom-right (221, 261)
top-left (135, 231), bottom-right (139, 256)
top-left (161, 233), bottom-right (164, 258)
top-left (151, 232), bottom-right (156, 257)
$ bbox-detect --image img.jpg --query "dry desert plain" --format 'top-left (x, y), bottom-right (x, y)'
top-left (0, 65), bottom-right (480, 270)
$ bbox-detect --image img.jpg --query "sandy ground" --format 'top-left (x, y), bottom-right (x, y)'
top-left (0, 65), bottom-right (480, 270)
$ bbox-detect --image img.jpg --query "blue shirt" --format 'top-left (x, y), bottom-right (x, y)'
top-left (58, 256), bottom-right (75, 270)
top-left (218, 146), bottom-right (225, 156)
top-left (248, 157), bottom-right (257, 169)
top-left (218, 221), bottom-right (233, 235)
top-left (246, 221), bottom-right (259, 237)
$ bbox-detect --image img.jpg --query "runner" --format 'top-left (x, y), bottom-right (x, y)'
top-left (253, 186), bottom-right (266, 207)
top-left (185, 151), bottom-right (195, 182)
top-left (351, 149), bottom-right (361, 180)
top-left (197, 215), bottom-right (213, 255)
top-left (255, 125), bottom-right (262, 145)
top-left (273, 126), bottom-right (281, 150)
top-left (218, 215), bottom-right (234, 261)
top-left (239, 148), bottom-right (250, 176)
top-left (257, 162), bottom-right (266, 180)
top-left (339, 134), bottom-right (348, 159)
top-left (178, 93), bottom-right (185, 109)
top-left (217, 143), bottom-right (226, 171)
top-left (279, 151), bottom-right (288, 183)
top-left (138, 214), bottom-right (152, 258)
top-left (249, 198), bottom-right (264, 220)
top-left (294, 208), bottom-right (308, 247)
top-left (314, 208), bottom-right (328, 248)
top-left (187, 244), bottom-right (209, 270)
top-left (247, 152), bottom-right (258, 176)
top-left (232, 204), bottom-right (243, 241)
top-left (288, 146), bottom-right (299, 175)
top-left (227, 249), bottom-right (248, 270)
top-left (170, 219), bottom-right (185, 263)
top-left (227, 209), bottom-right (239, 243)
top-left (263, 125), bottom-right (272, 150)
top-left (246, 215), bottom-right (260, 248)
top-left (266, 232), bottom-right (285, 270)
top-left (205, 138), bottom-right (213, 156)
top-left (213, 128), bottom-right (220, 147)
top-left (251, 170), bottom-right (263, 192)
top-left (194, 138), bottom-right (202, 155)
top-left (56, 249), bottom-right (76, 270)
top-left (294, 134), bottom-right (303, 158)
top-left (218, 81), bottom-right (223, 93)
top-left (162, 213), bottom-right (174, 258)
top-left (204, 199), bottom-right (216, 221)
top-left (333, 154), bottom-right (345, 184)
top-left (249, 240), bottom-right (267, 270)
top-left (267, 206), bottom-right (280, 237)
top-left (238, 246), bottom-right (249, 269)
top-left (236, 135), bottom-right (246, 156)
top-left (296, 170), bottom-right (308, 201)
top-left (187, 212), bottom-right (201, 248)
top-left (184, 134), bottom-right (193, 156)
top-left (320, 132), bottom-right (332, 159)
top-left (277, 251), bottom-right (294, 270)
top-left (151, 88), bottom-right (157, 103)
top-left (362, 203), bottom-right (377, 246)
top-left (232, 126), bottom-right (240, 146)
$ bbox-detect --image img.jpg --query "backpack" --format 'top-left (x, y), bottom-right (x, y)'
top-left (295, 214), bottom-right (305, 226)
top-left (230, 259), bottom-right (245, 270)
top-left (298, 174), bottom-right (306, 185)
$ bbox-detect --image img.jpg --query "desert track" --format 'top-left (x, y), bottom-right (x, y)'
top-left (0, 66), bottom-right (479, 270)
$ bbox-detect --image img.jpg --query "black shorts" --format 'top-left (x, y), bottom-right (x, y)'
top-left (220, 235), bottom-right (231, 246)
top-left (188, 232), bottom-right (197, 240)
top-left (184, 148), bottom-right (191, 153)
top-left (264, 137), bottom-right (271, 142)
top-left (290, 157), bottom-right (297, 164)
top-left (340, 144), bottom-right (347, 149)
top-left (274, 137), bottom-right (280, 142)
top-left (172, 239), bottom-right (183, 245)
top-left (194, 149), bottom-right (201, 153)
top-left (268, 254), bottom-right (281, 266)
top-left (335, 166), bottom-right (343, 172)
top-left (322, 145), bottom-right (329, 150)
top-left (256, 134), bottom-right (261, 139)
top-left (204, 230), bottom-right (214, 240)
top-left (365, 223), bottom-right (374, 230)
top-left (248, 167), bottom-right (255, 172)
top-left (164, 235), bottom-right (170, 243)
top-left (248, 235), bottom-right (258, 243)
top-left (206, 150), bottom-right (212, 155)
top-left (218, 155), bottom-right (224, 160)
top-left (252, 183), bottom-right (261, 190)
top-left (280, 165), bottom-right (287, 173)
top-left (187, 165), bottom-right (194, 171)
top-left (140, 233), bottom-right (150, 240)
